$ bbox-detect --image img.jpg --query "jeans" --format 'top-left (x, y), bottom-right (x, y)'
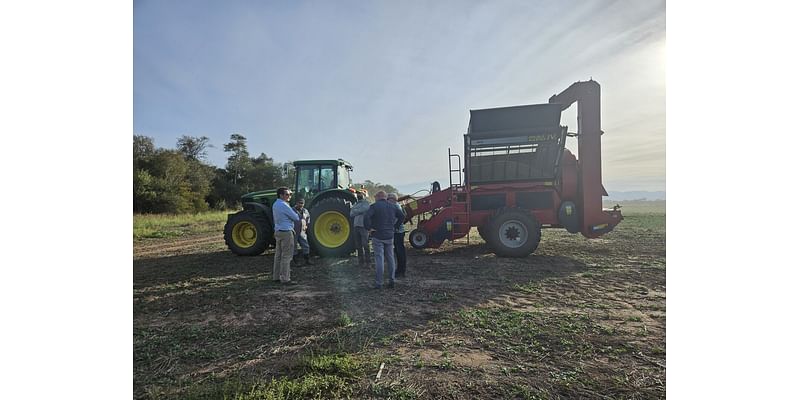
top-left (371, 237), bottom-right (395, 287)
top-left (295, 233), bottom-right (310, 256)
top-left (355, 226), bottom-right (371, 263)
top-left (393, 232), bottom-right (406, 275)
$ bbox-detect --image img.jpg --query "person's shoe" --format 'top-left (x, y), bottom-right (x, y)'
top-left (282, 280), bottom-right (298, 285)
top-left (373, 284), bottom-right (382, 289)
top-left (304, 256), bottom-right (314, 265)
top-left (387, 281), bottom-right (395, 289)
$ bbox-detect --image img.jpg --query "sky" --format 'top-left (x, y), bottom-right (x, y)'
top-left (134, 0), bottom-right (665, 193)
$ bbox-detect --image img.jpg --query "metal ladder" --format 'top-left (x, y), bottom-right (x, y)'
top-left (448, 148), bottom-right (470, 244)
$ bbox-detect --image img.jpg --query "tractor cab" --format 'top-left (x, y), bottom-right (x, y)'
top-left (293, 159), bottom-right (354, 203)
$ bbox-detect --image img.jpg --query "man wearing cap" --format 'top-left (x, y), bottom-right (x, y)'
top-left (272, 187), bottom-right (300, 284)
top-left (293, 198), bottom-right (313, 266)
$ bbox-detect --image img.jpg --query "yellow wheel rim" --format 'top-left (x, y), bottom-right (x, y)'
top-left (232, 221), bottom-right (258, 248)
top-left (314, 211), bottom-right (350, 248)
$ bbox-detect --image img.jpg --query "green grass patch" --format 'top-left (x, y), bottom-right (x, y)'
top-left (134, 210), bottom-right (231, 239)
top-left (370, 383), bottom-right (420, 399)
top-left (186, 374), bottom-right (352, 400)
top-left (227, 354), bottom-right (364, 399)
top-left (337, 312), bottom-right (353, 327)
top-left (301, 353), bottom-right (364, 378)
top-left (513, 281), bottom-right (541, 294)
top-left (160, 353), bottom-right (367, 400)
top-left (443, 308), bottom-right (625, 358)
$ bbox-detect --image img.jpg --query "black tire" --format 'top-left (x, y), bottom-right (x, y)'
top-left (408, 229), bottom-right (429, 249)
top-left (308, 197), bottom-right (354, 257)
top-left (224, 210), bottom-right (271, 256)
top-left (486, 208), bottom-right (541, 257)
top-left (477, 225), bottom-right (490, 242)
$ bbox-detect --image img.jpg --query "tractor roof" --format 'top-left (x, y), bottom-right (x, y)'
top-left (293, 159), bottom-right (353, 169)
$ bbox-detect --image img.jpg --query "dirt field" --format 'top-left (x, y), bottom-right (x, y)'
top-left (134, 205), bottom-right (665, 399)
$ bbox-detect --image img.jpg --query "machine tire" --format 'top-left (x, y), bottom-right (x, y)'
top-left (477, 225), bottom-right (490, 242)
top-left (224, 210), bottom-right (271, 256)
top-left (309, 197), bottom-right (354, 257)
top-left (409, 229), bottom-right (429, 249)
top-left (486, 208), bottom-right (541, 257)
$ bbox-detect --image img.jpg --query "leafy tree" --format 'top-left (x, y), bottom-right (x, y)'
top-left (134, 135), bottom-right (156, 170)
top-left (133, 141), bottom-right (216, 213)
top-left (223, 133), bottom-right (251, 185)
top-left (207, 168), bottom-right (242, 210)
top-left (133, 169), bottom-right (158, 212)
top-left (355, 180), bottom-right (402, 201)
top-left (176, 135), bottom-right (211, 161)
top-left (243, 153), bottom-right (281, 193)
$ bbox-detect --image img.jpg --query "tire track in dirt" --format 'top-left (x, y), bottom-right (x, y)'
top-left (134, 233), bottom-right (224, 259)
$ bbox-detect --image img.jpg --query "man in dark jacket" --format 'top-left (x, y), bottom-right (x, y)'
top-left (364, 190), bottom-right (405, 289)
top-left (387, 193), bottom-right (407, 277)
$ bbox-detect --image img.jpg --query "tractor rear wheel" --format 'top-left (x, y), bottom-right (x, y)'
top-left (309, 197), bottom-right (354, 257)
top-left (486, 208), bottom-right (541, 257)
top-left (224, 210), bottom-right (271, 256)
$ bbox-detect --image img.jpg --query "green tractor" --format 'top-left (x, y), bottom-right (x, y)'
top-left (223, 159), bottom-right (359, 257)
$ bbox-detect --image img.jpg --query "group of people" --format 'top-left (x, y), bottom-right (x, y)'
top-left (351, 190), bottom-right (407, 289)
top-left (270, 187), bottom-right (408, 288)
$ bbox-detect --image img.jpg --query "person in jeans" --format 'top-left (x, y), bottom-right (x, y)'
top-left (364, 191), bottom-right (405, 289)
top-left (293, 198), bottom-right (313, 266)
top-left (272, 187), bottom-right (299, 284)
top-left (387, 193), bottom-right (407, 277)
top-left (349, 190), bottom-right (372, 266)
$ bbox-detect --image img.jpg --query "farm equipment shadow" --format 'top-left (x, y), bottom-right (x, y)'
top-left (134, 243), bottom-right (588, 397)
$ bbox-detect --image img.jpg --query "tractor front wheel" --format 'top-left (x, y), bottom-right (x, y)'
top-left (486, 208), bottom-right (541, 257)
top-left (224, 210), bottom-right (271, 256)
top-left (309, 197), bottom-right (354, 257)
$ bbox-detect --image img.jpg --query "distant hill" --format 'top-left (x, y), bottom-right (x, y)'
top-left (606, 191), bottom-right (666, 201)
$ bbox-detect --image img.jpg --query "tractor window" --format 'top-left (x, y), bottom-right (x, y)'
top-left (320, 166), bottom-right (336, 189)
top-left (337, 165), bottom-right (352, 188)
top-left (296, 165), bottom-right (321, 200)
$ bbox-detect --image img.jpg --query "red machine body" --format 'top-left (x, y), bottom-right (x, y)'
top-left (401, 80), bottom-right (623, 257)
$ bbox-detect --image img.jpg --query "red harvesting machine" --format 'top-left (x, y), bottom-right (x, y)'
top-left (400, 80), bottom-right (623, 257)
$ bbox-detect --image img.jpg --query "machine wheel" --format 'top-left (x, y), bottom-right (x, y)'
top-left (224, 210), bottom-right (271, 256)
top-left (408, 229), bottom-right (429, 249)
top-left (309, 197), bottom-right (354, 257)
top-left (477, 225), bottom-right (490, 242)
top-left (486, 208), bottom-right (541, 257)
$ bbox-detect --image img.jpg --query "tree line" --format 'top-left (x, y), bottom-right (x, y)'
top-left (133, 134), bottom-right (400, 214)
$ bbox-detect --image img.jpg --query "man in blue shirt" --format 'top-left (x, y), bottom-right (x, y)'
top-left (272, 187), bottom-right (300, 284)
top-left (365, 190), bottom-right (405, 289)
